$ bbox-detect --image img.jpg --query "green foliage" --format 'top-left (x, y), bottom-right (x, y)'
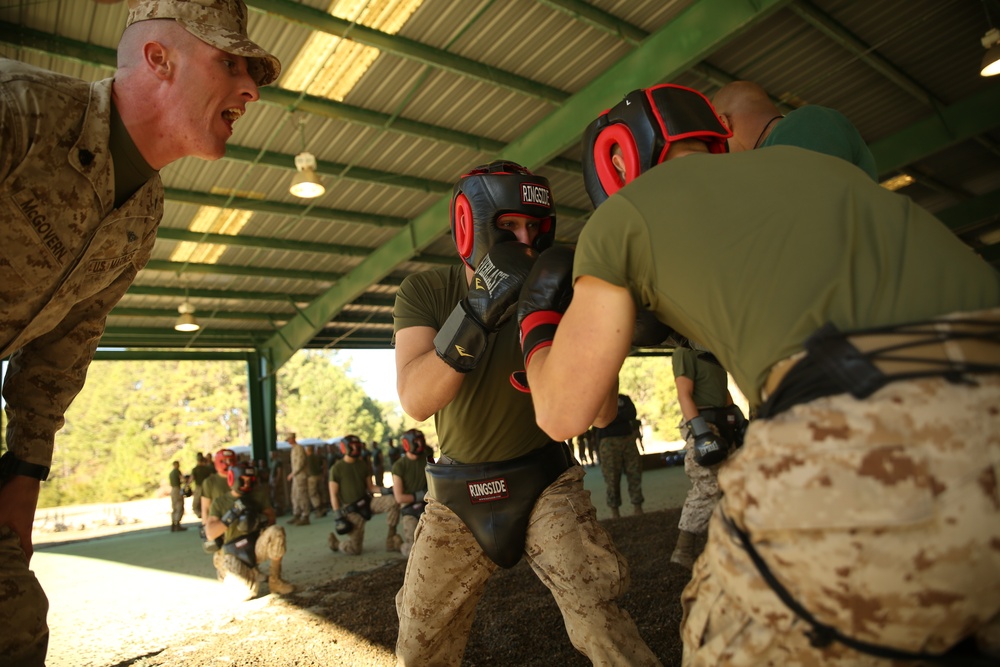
top-left (38, 351), bottom-right (393, 508)
top-left (618, 354), bottom-right (683, 442)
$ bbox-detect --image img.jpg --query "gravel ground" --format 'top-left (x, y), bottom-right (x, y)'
top-left (120, 509), bottom-right (688, 667)
top-left (32, 464), bottom-right (692, 666)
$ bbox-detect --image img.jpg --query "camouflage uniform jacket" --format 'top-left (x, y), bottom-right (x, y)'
top-left (0, 59), bottom-right (163, 469)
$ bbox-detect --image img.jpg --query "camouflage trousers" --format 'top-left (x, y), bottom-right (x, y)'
top-left (212, 525), bottom-right (287, 581)
top-left (170, 486), bottom-right (184, 524)
top-left (290, 474), bottom-right (310, 520)
top-left (597, 434), bottom-right (644, 509)
top-left (400, 514), bottom-right (419, 558)
top-left (0, 527), bottom-right (48, 666)
top-left (307, 474), bottom-right (324, 513)
top-left (330, 493), bottom-right (400, 555)
top-left (678, 431), bottom-right (723, 534)
top-left (681, 374), bottom-right (1000, 666)
top-left (395, 465), bottom-right (660, 667)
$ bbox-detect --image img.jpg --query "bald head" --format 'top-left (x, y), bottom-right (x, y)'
top-left (712, 81), bottom-right (783, 152)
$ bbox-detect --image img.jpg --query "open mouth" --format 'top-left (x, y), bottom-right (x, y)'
top-left (222, 107), bottom-right (244, 130)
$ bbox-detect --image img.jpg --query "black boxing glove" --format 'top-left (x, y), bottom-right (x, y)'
top-left (332, 509), bottom-right (353, 535)
top-left (434, 242), bottom-right (538, 372)
top-left (220, 498), bottom-right (248, 526)
top-left (687, 416), bottom-right (730, 467)
top-left (517, 245), bottom-right (575, 369)
top-left (633, 308), bottom-right (684, 348)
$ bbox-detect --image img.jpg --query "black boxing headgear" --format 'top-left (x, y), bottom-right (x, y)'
top-left (400, 429), bottom-right (426, 456)
top-left (582, 84), bottom-right (730, 207)
top-left (451, 160), bottom-right (556, 270)
top-left (214, 448), bottom-right (237, 474)
top-left (227, 463), bottom-right (257, 494)
top-left (340, 435), bottom-right (364, 459)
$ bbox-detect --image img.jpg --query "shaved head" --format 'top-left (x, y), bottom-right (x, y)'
top-left (710, 81), bottom-right (783, 153)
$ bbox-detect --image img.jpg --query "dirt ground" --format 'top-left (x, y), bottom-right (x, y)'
top-left (33, 463), bottom-right (693, 667)
top-left (122, 509), bottom-right (689, 667)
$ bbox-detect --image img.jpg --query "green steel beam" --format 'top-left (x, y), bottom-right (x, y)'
top-left (536, 0), bottom-right (647, 45)
top-left (109, 306), bottom-right (394, 325)
top-left (143, 259), bottom-right (343, 282)
top-left (258, 0), bottom-right (794, 368)
top-left (141, 260), bottom-right (407, 286)
top-left (870, 84), bottom-right (1000, 176)
top-left (154, 226), bottom-right (455, 264)
top-left (163, 187), bottom-right (407, 228)
top-left (936, 189), bottom-right (1000, 232)
top-left (93, 350), bottom-right (251, 360)
top-left (247, 0), bottom-right (569, 104)
top-left (124, 284), bottom-right (317, 302)
top-left (224, 144), bottom-right (449, 193)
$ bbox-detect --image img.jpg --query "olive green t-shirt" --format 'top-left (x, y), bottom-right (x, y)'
top-left (168, 468), bottom-right (181, 487)
top-left (307, 452), bottom-right (324, 476)
top-left (330, 458), bottom-right (370, 506)
top-left (672, 348), bottom-right (729, 409)
top-left (761, 106), bottom-right (877, 181)
top-left (392, 263), bottom-right (552, 462)
top-left (201, 473), bottom-right (229, 504)
top-left (210, 486), bottom-right (272, 544)
top-left (391, 454), bottom-right (428, 495)
top-left (575, 147), bottom-right (1000, 407)
top-left (191, 463), bottom-right (213, 485)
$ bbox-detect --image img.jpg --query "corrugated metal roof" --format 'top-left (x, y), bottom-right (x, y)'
top-left (1, 0), bottom-right (998, 354)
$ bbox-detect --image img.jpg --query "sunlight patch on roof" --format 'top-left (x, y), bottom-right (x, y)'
top-left (169, 207), bottom-right (253, 265)
top-left (281, 0), bottom-right (424, 102)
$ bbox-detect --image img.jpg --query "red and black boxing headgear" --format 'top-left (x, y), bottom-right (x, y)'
top-left (227, 463), bottom-right (257, 494)
top-left (450, 160), bottom-right (556, 270)
top-left (339, 434), bottom-right (364, 459)
top-left (214, 448), bottom-right (237, 474)
top-left (582, 84), bottom-right (730, 207)
top-left (400, 429), bottom-right (426, 456)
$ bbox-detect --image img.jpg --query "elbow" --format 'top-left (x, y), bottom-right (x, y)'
top-left (399, 397), bottom-right (433, 423)
top-left (535, 410), bottom-right (587, 444)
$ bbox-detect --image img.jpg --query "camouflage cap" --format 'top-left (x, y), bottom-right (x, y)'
top-left (126, 0), bottom-right (280, 87)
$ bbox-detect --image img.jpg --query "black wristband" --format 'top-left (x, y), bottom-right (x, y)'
top-left (433, 302), bottom-right (489, 373)
top-left (0, 451), bottom-right (50, 482)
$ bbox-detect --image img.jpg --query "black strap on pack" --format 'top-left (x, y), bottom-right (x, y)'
top-left (698, 404), bottom-right (748, 449)
top-left (343, 494), bottom-right (374, 521)
top-left (760, 320), bottom-right (1000, 419)
top-left (426, 441), bottom-right (574, 568)
top-left (720, 512), bottom-right (999, 665)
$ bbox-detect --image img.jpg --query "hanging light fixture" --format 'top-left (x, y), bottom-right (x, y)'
top-left (174, 300), bottom-right (200, 332)
top-left (289, 120), bottom-right (325, 198)
top-left (982, 28), bottom-right (1000, 76)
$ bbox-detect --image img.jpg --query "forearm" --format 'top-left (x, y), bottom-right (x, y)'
top-left (395, 326), bottom-right (464, 420)
top-left (205, 516), bottom-right (226, 541)
top-left (593, 381), bottom-right (620, 428)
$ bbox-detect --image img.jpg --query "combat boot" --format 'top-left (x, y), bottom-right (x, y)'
top-left (670, 529), bottom-right (697, 569)
top-left (386, 534), bottom-right (403, 552)
top-left (170, 523), bottom-right (177, 532)
top-left (327, 532), bottom-right (340, 552)
top-left (633, 504), bottom-right (643, 516)
top-left (296, 515), bottom-right (310, 526)
top-left (610, 506), bottom-right (620, 519)
top-left (176, 523), bottom-right (188, 531)
top-left (268, 558), bottom-right (296, 595)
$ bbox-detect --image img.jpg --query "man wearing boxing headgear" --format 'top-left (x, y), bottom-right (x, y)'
top-left (205, 461), bottom-right (295, 600)
top-left (391, 429), bottom-right (430, 559)
top-left (0, 2), bottom-right (280, 662)
top-left (327, 435), bottom-right (402, 555)
top-left (521, 83), bottom-right (1000, 665)
top-left (392, 160), bottom-right (658, 666)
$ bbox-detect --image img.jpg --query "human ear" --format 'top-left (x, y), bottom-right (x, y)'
top-left (143, 41), bottom-right (172, 80)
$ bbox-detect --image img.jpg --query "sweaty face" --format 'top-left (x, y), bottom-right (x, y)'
top-left (164, 31), bottom-right (260, 160)
top-left (496, 213), bottom-right (542, 246)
